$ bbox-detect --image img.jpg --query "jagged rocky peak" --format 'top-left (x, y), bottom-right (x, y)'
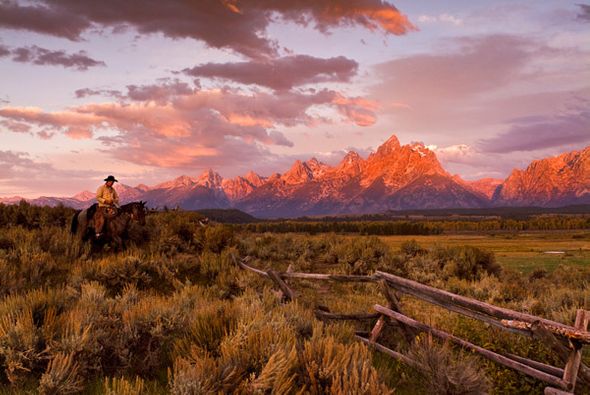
top-left (222, 174), bottom-right (259, 200)
top-left (342, 150), bottom-right (362, 163)
top-left (156, 175), bottom-right (197, 189)
top-left (197, 169), bottom-right (223, 188)
top-left (493, 145), bottom-right (590, 206)
top-left (305, 157), bottom-right (330, 177)
top-left (336, 151), bottom-right (365, 175)
top-left (7, 133), bottom-right (589, 216)
top-left (375, 134), bottom-right (401, 156)
top-left (408, 141), bottom-right (434, 158)
top-left (267, 172), bottom-right (282, 182)
top-left (464, 178), bottom-right (503, 200)
top-left (361, 135), bottom-right (447, 189)
top-left (282, 160), bottom-right (314, 184)
top-left (73, 190), bottom-right (94, 201)
top-left (244, 170), bottom-right (266, 187)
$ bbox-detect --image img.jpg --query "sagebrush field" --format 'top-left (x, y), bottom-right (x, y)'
top-left (0, 203), bottom-right (588, 394)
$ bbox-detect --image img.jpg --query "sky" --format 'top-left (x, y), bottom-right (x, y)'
top-left (0, 0), bottom-right (589, 198)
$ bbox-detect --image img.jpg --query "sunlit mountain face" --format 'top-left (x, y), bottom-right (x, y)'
top-left (0, 1), bottom-right (588, 208)
top-left (3, 135), bottom-right (588, 218)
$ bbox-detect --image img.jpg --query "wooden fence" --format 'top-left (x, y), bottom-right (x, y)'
top-left (233, 255), bottom-right (590, 394)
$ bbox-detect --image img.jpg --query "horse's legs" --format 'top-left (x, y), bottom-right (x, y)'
top-left (113, 235), bottom-right (123, 251)
top-left (82, 227), bottom-right (93, 242)
top-left (90, 238), bottom-right (102, 254)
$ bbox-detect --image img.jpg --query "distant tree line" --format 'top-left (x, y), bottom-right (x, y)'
top-left (429, 216), bottom-right (590, 232)
top-left (236, 221), bottom-right (442, 235)
top-left (1, 201), bottom-right (588, 233)
top-left (0, 200), bottom-right (76, 229)
top-left (236, 216), bottom-right (589, 235)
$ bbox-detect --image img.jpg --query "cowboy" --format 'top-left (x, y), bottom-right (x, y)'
top-left (94, 175), bottom-right (120, 238)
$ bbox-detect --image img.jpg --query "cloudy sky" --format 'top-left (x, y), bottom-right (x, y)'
top-left (0, 0), bottom-right (589, 197)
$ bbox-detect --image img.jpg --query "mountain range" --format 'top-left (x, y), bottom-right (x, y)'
top-left (2, 135), bottom-right (589, 217)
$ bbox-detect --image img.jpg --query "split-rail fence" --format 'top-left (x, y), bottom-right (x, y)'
top-left (233, 255), bottom-right (590, 394)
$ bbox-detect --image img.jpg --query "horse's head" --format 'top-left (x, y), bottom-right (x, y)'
top-left (128, 201), bottom-right (147, 225)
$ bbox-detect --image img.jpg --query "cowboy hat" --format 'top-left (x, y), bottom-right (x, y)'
top-left (104, 175), bottom-right (118, 182)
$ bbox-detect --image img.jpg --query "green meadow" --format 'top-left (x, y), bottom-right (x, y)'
top-left (380, 232), bottom-right (590, 273)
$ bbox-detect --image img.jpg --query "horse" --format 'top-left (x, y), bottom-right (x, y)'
top-left (71, 201), bottom-right (147, 251)
top-left (70, 203), bottom-right (98, 242)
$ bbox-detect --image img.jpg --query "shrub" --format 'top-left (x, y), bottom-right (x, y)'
top-left (0, 308), bottom-right (42, 384)
top-left (438, 246), bottom-right (501, 281)
top-left (38, 353), bottom-right (83, 395)
top-left (101, 376), bottom-right (145, 395)
top-left (201, 225), bottom-right (234, 254)
top-left (407, 335), bottom-right (489, 395)
top-left (399, 239), bottom-right (425, 257)
top-left (333, 236), bottom-right (391, 275)
top-left (174, 300), bottom-right (239, 357)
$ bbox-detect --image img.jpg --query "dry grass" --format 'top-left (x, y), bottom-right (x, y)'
top-left (0, 209), bottom-right (588, 393)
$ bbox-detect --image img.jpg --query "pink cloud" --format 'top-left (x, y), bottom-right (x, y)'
top-left (263, 0), bottom-right (416, 35)
top-left (126, 80), bottom-right (197, 102)
top-left (374, 35), bottom-right (536, 102)
top-left (371, 34), bottom-right (589, 141)
top-left (0, 151), bottom-right (46, 179)
top-left (0, 150), bottom-right (108, 198)
top-left (0, 106), bottom-right (102, 139)
top-left (183, 55), bottom-right (358, 91)
top-left (36, 130), bottom-right (55, 140)
top-left (75, 88), bottom-right (123, 99)
top-left (332, 94), bottom-right (379, 126)
top-left (0, 1), bottom-right (414, 58)
top-left (0, 83), bottom-right (376, 169)
top-left (0, 119), bottom-right (31, 133)
top-left (577, 4), bottom-right (590, 22)
top-left (478, 108), bottom-right (590, 153)
top-left (64, 126), bottom-right (93, 140)
top-left (0, 2), bottom-right (90, 40)
top-left (8, 45), bottom-right (105, 70)
top-left (75, 80), bottom-right (198, 103)
top-left (0, 44), bottom-right (10, 57)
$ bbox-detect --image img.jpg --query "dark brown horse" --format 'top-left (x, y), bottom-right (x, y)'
top-left (71, 201), bottom-right (147, 251)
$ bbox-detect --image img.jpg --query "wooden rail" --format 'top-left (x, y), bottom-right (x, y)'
top-left (233, 255), bottom-right (590, 393)
top-left (373, 304), bottom-right (568, 390)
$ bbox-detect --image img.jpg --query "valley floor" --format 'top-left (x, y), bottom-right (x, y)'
top-left (378, 231), bottom-right (590, 273)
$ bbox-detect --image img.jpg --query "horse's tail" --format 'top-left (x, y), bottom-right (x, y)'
top-left (71, 210), bottom-right (81, 234)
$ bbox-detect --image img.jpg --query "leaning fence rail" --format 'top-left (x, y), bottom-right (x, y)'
top-left (233, 255), bottom-right (590, 394)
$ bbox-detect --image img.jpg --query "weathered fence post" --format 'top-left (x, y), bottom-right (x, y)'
top-left (267, 269), bottom-right (295, 302)
top-left (370, 280), bottom-right (415, 344)
top-left (559, 309), bottom-right (589, 391)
